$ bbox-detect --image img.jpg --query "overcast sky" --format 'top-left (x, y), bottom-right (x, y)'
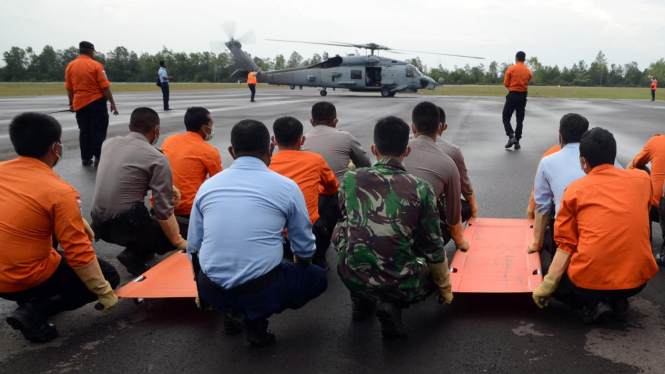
top-left (2, 0), bottom-right (664, 72)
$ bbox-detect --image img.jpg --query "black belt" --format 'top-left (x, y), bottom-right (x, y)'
top-left (199, 265), bottom-right (281, 296)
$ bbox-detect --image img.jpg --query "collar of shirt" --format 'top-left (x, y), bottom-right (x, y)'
top-left (78, 55), bottom-right (92, 61)
top-left (308, 125), bottom-right (338, 135)
top-left (16, 156), bottom-right (53, 172)
top-left (375, 157), bottom-right (406, 172)
top-left (230, 156), bottom-right (268, 170)
top-left (184, 131), bottom-right (204, 142)
top-left (588, 163), bottom-right (616, 175)
top-left (128, 131), bottom-right (151, 143)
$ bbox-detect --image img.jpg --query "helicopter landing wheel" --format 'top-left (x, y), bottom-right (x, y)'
top-left (290, 85), bottom-right (295, 90)
top-left (320, 90), bottom-right (328, 96)
top-left (381, 87), bottom-right (392, 97)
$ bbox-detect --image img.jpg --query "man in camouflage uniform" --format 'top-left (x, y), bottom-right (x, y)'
top-left (333, 116), bottom-right (453, 339)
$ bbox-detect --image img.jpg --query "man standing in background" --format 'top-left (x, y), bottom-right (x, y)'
top-left (649, 75), bottom-right (657, 101)
top-left (502, 51), bottom-right (532, 150)
top-left (65, 41), bottom-right (119, 166)
top-left (248, 68), bottom-right (261, 102)
top-left (158, 61), bottom-right (173, 111)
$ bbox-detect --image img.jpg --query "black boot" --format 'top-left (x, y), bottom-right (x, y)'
top-left (351, 294), bottom-right (377, 321)
top-left (117, 249), bottom-right (150, 276)
top-left (505, 136), bottom-right (518, 149)
top-left (610, 298), bottom-right (629, 321)
top-left (245, 317), bottom-right (275, 347)
top-left (583, 300), bottom-right (612, 324)
top-left (376, 302), bottom-right (405, 338)
top-left (223, 309), bottom-right (247, 335)
top-left (6, 302), bottom-right (59, 343)
top-left (514, 140), bottom-right (521, 150)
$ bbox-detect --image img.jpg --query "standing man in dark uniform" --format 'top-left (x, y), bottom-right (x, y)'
top-left (158, 61), bottom-right (173, 111)
top-left (247, 68), bottom-right (261, 102)
top-left (65, 41), bottom-right (119, 166)
top-left (502, 51), bottom-right (532, 150)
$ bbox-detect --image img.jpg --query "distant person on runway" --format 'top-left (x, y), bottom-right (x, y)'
top-left (65, 41), bottom-right (119, 166)
top-left (248, 68), bottom-right (261, 102)
top-left (649, 75), bottom-right (657, 101)
top-left (158, 61), bottom-right (173, 111)
top-left (502, 51), bottom-right (532, 150)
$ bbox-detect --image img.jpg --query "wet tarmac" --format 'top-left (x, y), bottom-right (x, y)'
top-left (0, 88), bottom-right (664, 373)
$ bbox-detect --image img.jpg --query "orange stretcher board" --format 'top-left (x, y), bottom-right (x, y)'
top-left (449, 218), bottom-right (543, 293)
top-left (115, 251), bottom-right (197, 298)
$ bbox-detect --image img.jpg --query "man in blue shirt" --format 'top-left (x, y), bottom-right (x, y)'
top-left (528, 113), bottom-right (620, 255)
top-left (187, 119), bottom-right (327, 347)
top-left (158, 61), bottom-right (172, 111)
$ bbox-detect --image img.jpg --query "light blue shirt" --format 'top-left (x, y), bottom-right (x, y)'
top-left (158, 67), bottom-right (168, 83)
top-left (187, 156), bottom-right (315, 289)
top-left (534, 143), bottom-right (622, 217)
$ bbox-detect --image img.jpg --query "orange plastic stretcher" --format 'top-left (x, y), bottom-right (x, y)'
top-left (449, 218), bottom-right (543, 293)
top-left (115, 251), bottom-right (197, 299)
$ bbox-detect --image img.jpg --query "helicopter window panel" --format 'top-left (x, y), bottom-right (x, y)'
top-left (406, 66), bottom-right (416, 78)
top-left (351, 70), bottom-right (362, 79)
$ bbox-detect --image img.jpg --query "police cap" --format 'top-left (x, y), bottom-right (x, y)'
top-left (79, 41), bottom-right (96, 51)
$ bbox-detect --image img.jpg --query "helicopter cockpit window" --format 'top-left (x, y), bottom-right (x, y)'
top-left (351, 70), bottom-right (362, 79)
top-left (406, 66), bottom-right (417, 78)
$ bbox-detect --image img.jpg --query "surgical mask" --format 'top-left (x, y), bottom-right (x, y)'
top-left (204, 125), bottom-right (214, 141)
top-left (53, 142), bottom-right (63, 167)
top-left (152, 126), bottom-right (160, 146)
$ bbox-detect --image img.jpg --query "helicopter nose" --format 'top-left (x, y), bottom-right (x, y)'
top-left (421, 77), bottom-right (436, 90)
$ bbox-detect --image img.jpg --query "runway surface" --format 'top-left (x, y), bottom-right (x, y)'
top-left (1, 88), bottom-right (664, 373)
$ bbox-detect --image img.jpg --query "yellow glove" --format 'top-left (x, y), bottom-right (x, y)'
top-left (82, 218), bottom-right (95, 241)
top-left (447, 221), bottom-right (470, 251)
top-left (532, 273), bottom-right (560, 309)
top-left (348, 161), bottom-right (356, 170)
top-left (73, 257), bottom-right (118, 312)
top-left (173, 185), bottom-right (182, 208)
top-left (526, 206), bottom-right (535, 219)
top-left (158, 214), bottom-right (187, 250)
top-left (625, 161), bottom-right (634, 170)
top-left (428, 259), bottom-right (453, 305)
top-left (528, 211), bottom-right (550, 253)
top-left (464, 192), bottom-right (478, 218)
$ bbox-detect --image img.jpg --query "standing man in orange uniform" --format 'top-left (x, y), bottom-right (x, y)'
top-left (649, 75), bottom-right (657, 101)
top-left (161, 107), bottom-right (223, 237)
top-left (502, 51), bottom-right (532, 150)
top-left (247, 68), bottom-right (261, 102)
top-left (269, 116), bottom-right (340, 270)
top-left (0, 113), bottom-right (119, 343)
top-left (65, 41), bottom-right (119, 167)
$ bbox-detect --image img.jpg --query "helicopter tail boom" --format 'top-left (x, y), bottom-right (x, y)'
top-left (225, 40), bottom-right (259, 74)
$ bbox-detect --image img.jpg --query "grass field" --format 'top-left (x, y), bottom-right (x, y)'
top-left (423, 85), bottom-right (660, 100)
top-left (0, 82), bottom-right (251, 97)
top-left (0, 82), bottom-right (659, 100)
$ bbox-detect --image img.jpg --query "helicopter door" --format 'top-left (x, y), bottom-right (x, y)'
top-left (382, 67), bottom-right (397, 85)
top-left (365, 67), bottom-right (382, 87)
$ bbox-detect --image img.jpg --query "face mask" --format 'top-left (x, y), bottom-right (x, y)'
top-left (204, 125), bottom-right (214, 141)
top-left (53, 142), bottom-right (63, 167)
top-left (152, 126), bottom-right (160, 146)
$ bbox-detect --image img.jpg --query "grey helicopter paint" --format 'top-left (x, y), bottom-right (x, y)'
top-left (224, 39), bottom-right (483, 97)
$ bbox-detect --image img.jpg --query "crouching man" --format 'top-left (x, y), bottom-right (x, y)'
top-left (533, 128), bottom-right (658, 323)
top-left (334, 116), bottom-right (452, 339)
top-left (187, 120), bottom-right (327, 347)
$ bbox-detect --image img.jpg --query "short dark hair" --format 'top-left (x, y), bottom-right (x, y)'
top-left (559, 113), bottom-right (589, 144)
top-left (412, 101), bottom-right (440, 136)
top-left (129, 107), bottom-right (160, 134)
top-left (184, 107), bottom-right (210, 132)
top-left (437, 106), bottom-right (446, 124)
top-left (579, 127), bottom-right (616, 168)
top-left (516, 51), bottom-right (526, 62)
top-left (273, 116), bottom-right (303, 147)
top-left (311, 102), bottom-right (337, 125)
top-left (374, 116), bottom-right (409, 157)
top-left (9, 112), bottom-right (62, 158)
top-left (231, 120), bottom-right (270, 155)
top-left (159, 61), bottom-right (165, 67)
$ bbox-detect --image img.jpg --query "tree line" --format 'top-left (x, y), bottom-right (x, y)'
top-left (1, 45), bottom-right (663, 88)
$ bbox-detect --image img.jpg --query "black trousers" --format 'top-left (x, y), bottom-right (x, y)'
top-left (0, 255), bottom-right (119, 314)
top-left (283, 194), bottom-right (342, 261)
top-left (76, 98), bottom-right (109, 161)
top-left (161, 82), bottom-right (170, 109)
top-left (248, 84), bottom-right (256, 100)
top-left (502, 91), bottom-right (528, 140)
top-left (552, 273), bottom-right (646, 311)
top-left (438, 198), bottom-right (473, 245)
top-left (92, 203), bottom-right (175, 258)
top-left (176, 215), bottom-right (190, 240)
top-left (652, 90), bottom-right (656, 101)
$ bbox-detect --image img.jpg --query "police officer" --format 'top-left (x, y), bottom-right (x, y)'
top-left (0, 113), bottom-right (119, 343)
top-left (248, 68), bottom-right (261, 102)
top-left (65, 41), bottom-right (119, 166)
top-left (158, 61), bottom-right (173, 111)
top-left (91, 107), bottom-right (186, 275)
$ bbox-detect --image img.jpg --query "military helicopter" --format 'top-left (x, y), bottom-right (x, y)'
top-left (224, 38), bottom-right (484, 97)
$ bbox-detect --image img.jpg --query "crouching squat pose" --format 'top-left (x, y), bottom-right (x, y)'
top-left (188, 120), bottom-right (327, 347)
top-left (533, 128), bottom-right (658, 323)
top-left (0, 113), bottom-right (118, 342)
top-left (334, 116), bottom-right (452, 339)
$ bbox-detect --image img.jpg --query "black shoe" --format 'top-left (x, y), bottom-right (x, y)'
top-left (82, 159), bottom-right (94, 166)
top-left (6, 303), bottom-right (59, 343)
top-left (656, 252), bottom-right (665, 266)
top-left (250, 99), bottom-right (256, 102)
top-left (376, 302), bottom-right (405, 338)
top-left (223, 309), bottom-right (247, 335)
top-left (117, 249), bottom-right (150, 276)
top-left (611, 298), bottom-right (629, 321)
top-left (583, 301), bottom-right (613, 324)
top-left (164, 108), bottom-right (172, 111)
top-left (312, 257), bottom-right (330, 271)
top-left (514, 141), bottom-right (521, 150)
top-left (504, 137), bottom-right (518, 149)
top-left (351, 295), bottom-right (377, 321)
top-left (245, 318), bottom-right (275, 347)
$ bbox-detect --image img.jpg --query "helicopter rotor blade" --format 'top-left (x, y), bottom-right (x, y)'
top-left (210, 41), bottom-right (226, 55)
top-left (238, 30), bottom-right (256, 45)
top-left (265, 39), bottom-right (356, 49)
top-left (221, 21), bottom-right (237, 39)
top-left (391, 49), bottom-right (485, 60)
